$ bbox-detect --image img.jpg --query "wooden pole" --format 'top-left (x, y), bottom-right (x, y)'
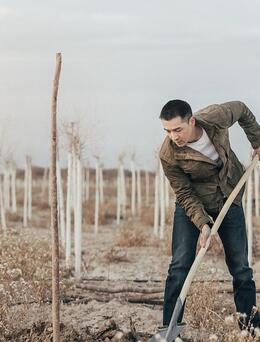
top-left (50, 52), bottom-right (62, 342)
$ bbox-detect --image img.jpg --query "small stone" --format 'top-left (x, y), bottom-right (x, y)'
top-left (112, 331), bottom-right (124, 341)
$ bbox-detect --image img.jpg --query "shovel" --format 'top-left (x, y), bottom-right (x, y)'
top-left (149, 155), bottom-right (259, 342)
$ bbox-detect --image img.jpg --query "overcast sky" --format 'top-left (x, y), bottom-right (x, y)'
top-left (1, 0), bottom-right (260, 169)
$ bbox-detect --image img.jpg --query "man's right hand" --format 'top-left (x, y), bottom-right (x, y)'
top-left (199, 224), bottom-right (217, 249)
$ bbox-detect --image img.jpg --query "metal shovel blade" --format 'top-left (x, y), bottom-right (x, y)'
top-left (149, 297), bottom-right (185, 342)
top-left (148, 324), bottom-right (183, 342)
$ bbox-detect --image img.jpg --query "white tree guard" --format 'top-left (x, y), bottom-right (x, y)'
top-left (23, 165), bottom-right (28, 227)
top-left (116, 166), bottom-right (121, 225)
top-left (120, 163), bottom-right (126, 218)
top-left (131, 159), bottom-right (136, 216)
top-left (11, 168), bottom-right (17, 213)
top-left (3, 168), bottom-right (10, 210)
top-left (159, 162), bottom-right (165, 239)
top-left (57, 159), bottom-right (66, 248)
top-left (154, 164), bottom-right (159, 236)
top-left (99, 165), bottom-right (104, 204)
top-left (75, 157), bottom-right (82, 277)
top-left (27, 157), bottom-right (32, 220)
top-left (85, 167), bottom-right (90, 202)
top-left (66, 152), bottom-right (72, 267)
top-left (94, 159), bottom-right (100, 234)
top-left (137, 167), bottom-right (142, 213)
top-left (145, 170), bottom-right (149, 206)
top-left (0, 176), bottom-right (7, 233)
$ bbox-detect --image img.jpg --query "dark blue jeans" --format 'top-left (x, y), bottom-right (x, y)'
top-left (163, 202), bottom-right (260, 329)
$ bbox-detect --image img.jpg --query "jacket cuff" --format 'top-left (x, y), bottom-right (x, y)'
top-left (193, 211), bottom-right (213, 231)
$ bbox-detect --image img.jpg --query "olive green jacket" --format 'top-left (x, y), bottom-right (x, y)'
top-left (159, 101), bottom-right (260, 230)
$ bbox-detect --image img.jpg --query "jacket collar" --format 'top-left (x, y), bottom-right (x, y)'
top-left (172, 117), bottom-right (219, 166)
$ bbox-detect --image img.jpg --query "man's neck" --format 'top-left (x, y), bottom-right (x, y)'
top-left (188, 126), bottom-right (203, 143)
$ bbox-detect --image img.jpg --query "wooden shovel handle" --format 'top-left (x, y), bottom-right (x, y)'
top-left (179, 154), bottom-right (259, 303)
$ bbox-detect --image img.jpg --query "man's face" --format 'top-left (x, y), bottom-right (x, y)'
top-left (161, 116), bottom-right (195, 147)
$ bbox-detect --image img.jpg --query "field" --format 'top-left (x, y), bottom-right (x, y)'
top-left (0, 167), bottom-right (260, 342)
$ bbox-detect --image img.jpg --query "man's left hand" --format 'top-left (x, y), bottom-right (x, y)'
top-left (252, 147), bottom-right (260, 159)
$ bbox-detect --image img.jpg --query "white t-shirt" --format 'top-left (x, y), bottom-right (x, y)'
top-left (187, 128), bottom-right (219, 161)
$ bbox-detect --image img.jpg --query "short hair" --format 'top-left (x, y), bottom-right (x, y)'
top-left (159, 99), bottom-right (192, 121)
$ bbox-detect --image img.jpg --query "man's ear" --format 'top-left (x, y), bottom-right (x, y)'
top-left (190, 116), bottom-right (196, 126)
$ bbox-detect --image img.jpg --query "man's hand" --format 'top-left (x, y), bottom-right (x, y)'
top-left (199, 224), bottom-right (217, 249)
top-left (252, 147), bottom-right (260, 159)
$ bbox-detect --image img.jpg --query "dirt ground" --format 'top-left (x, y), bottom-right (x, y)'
top-left (1, 172), bottom-right (260, 341)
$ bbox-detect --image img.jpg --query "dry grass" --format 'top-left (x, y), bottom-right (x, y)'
top-left (0, 230), bottom-right (69, 339)
top-left (102, 246), bottom-right (129, 264)
top-left (5, 211), bottom-right (23, 222)
top-left (115, 219), bottom-right (160, 248)
top-left (185, 283), bottom-right (260, 341)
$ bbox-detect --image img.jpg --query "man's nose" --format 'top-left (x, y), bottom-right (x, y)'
top-left (170, 131), bottom-right (177, 140)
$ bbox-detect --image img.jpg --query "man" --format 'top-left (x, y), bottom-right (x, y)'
top-left (159, 100), bottom-right (260, 332)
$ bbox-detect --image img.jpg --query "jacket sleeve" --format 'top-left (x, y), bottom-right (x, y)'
top-left (160, 158), bottom-right (214, 231)
top-left (217, 101), bottom-right (260, 149)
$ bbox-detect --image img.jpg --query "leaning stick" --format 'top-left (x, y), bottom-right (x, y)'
top-left (165, 155), bottom-right (259, 342)
top-left (50, 52), bottom-right (62, 342)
